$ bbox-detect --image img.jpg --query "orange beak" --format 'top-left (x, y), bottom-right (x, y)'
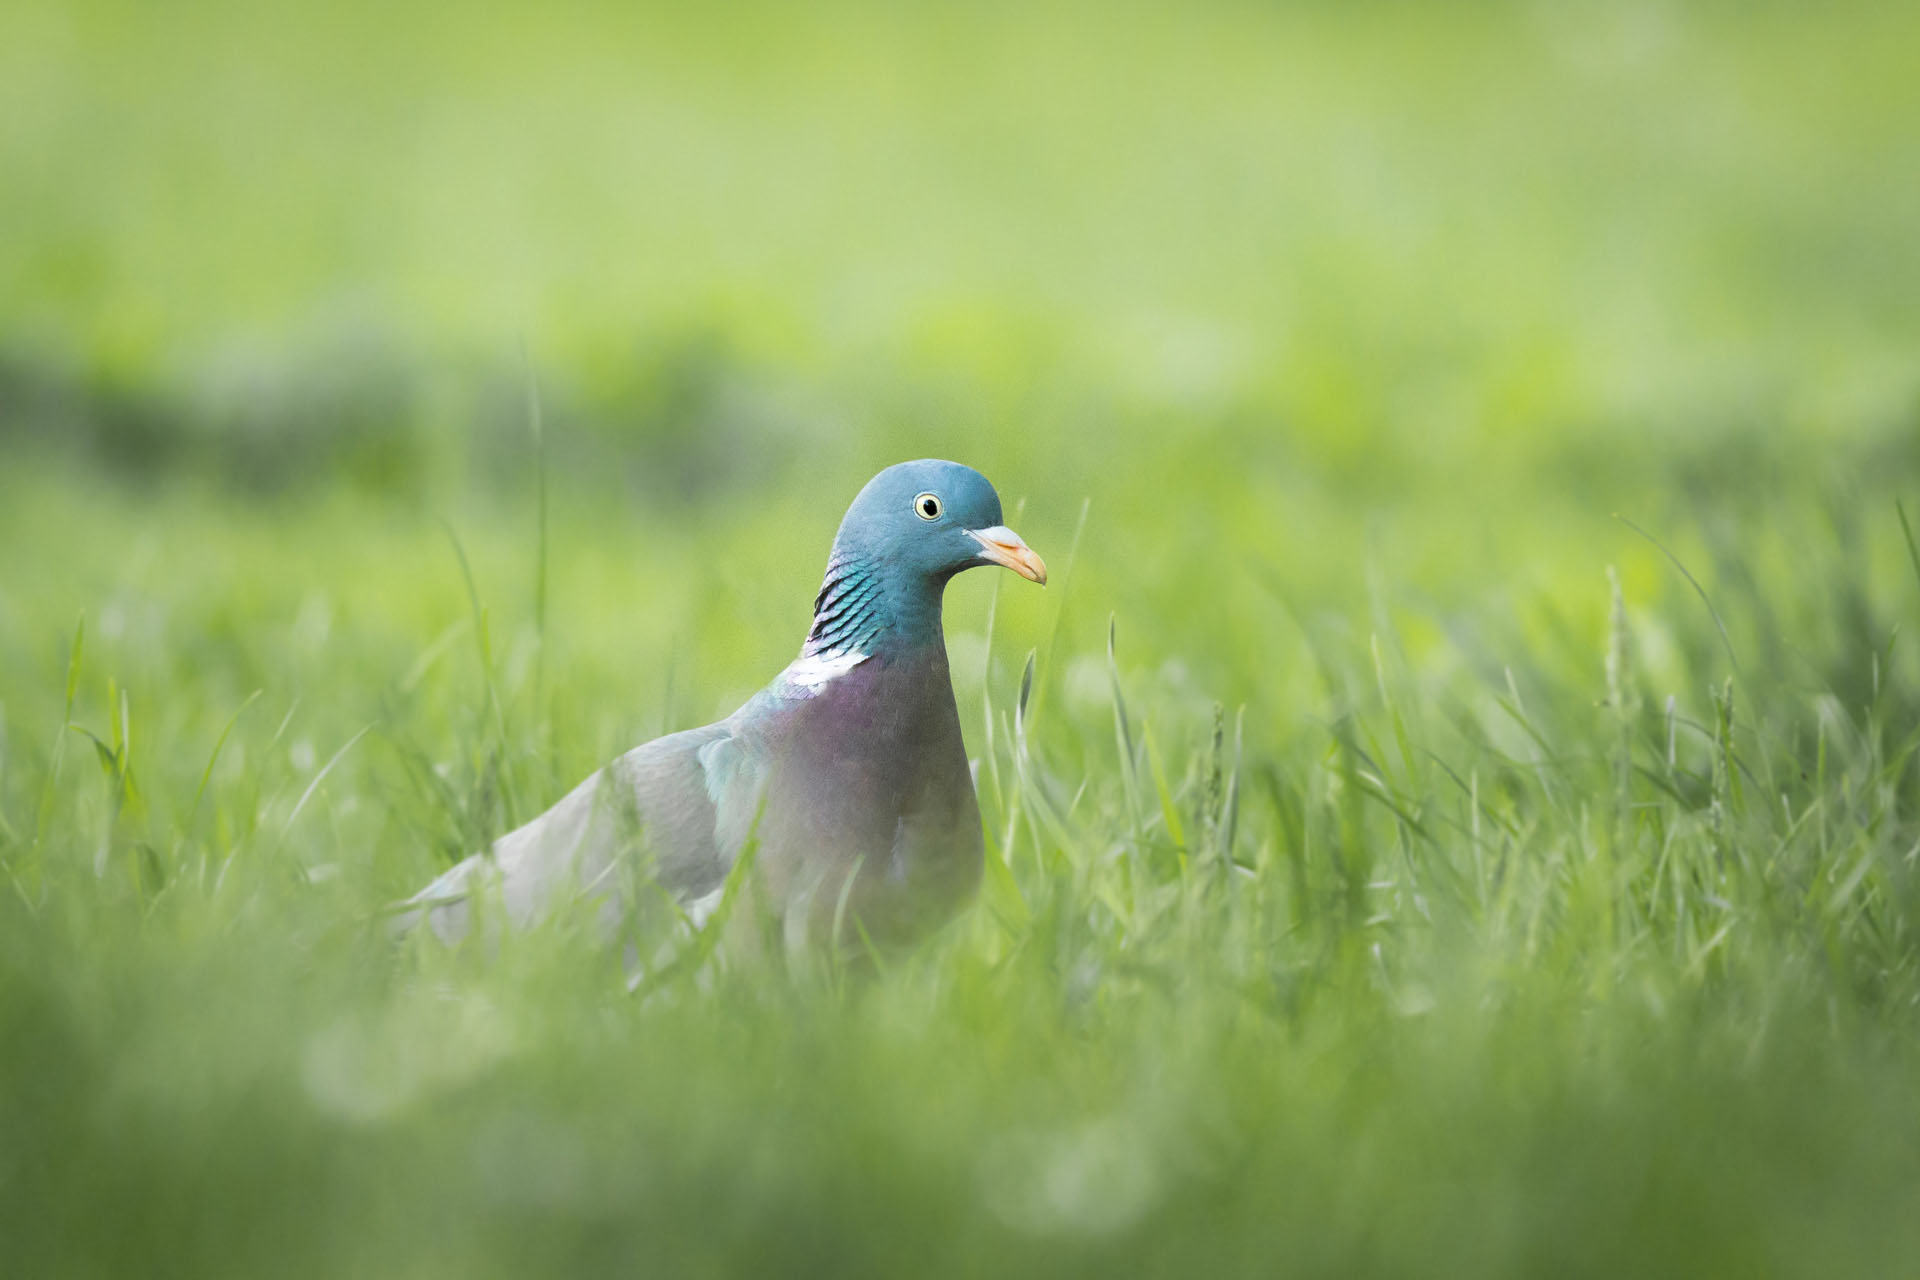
top-left (968, 526), bottom-right (1047, 585)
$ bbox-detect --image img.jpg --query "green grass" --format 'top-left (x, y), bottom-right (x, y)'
top-left (4, 1), bottom-right (1920, 1275)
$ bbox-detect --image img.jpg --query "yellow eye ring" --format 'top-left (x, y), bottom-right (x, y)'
top-left (913, 492), bottom-right (943, 521)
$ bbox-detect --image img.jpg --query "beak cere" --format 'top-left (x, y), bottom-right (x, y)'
top-left (968, 526), bottom-right (1048, 585)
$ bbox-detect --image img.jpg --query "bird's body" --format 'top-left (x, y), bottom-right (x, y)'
top-left (408, 460), bottom-right (1044, 950)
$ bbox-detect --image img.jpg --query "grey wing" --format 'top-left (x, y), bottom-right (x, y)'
top-left (404, 716), bottom-right (768, 942)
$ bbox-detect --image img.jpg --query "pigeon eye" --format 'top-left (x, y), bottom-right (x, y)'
top-left (913, 492), bottom-right (943, 521)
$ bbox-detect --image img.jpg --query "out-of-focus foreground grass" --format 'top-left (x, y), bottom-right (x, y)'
top-left (3, 1), bottom-right (1920, 1275)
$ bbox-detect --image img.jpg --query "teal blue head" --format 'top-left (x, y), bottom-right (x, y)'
top-left (805, 460), bottom-right (1045, 655)
top-left (832, 459), bottom-right (1046, 588)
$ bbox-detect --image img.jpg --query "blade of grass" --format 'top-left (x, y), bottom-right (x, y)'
top-left (283, 725), bottom-right (374, 835)
top-left (1898, 499), bottom-right (1920, 607)
top-left (186, 690), bottom-right (263, 834)
top-left (31, 614), bottom-right (84, 853)
top-left (1617, 514), bottom-right (1740, 674)
top-left (442, 519), bottom-right (520, 825)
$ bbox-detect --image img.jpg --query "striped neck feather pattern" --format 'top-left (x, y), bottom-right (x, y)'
top-left (802, 551), bottom-right (888, 661)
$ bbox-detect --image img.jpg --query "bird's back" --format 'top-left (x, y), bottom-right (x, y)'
top-left (407, 718), bottom-right (748, 942)
top-left (406, 649), bottom-right (981, 949)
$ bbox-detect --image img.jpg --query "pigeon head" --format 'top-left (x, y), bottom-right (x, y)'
top-left (835, 459), bottom-right (1046, 587)
top-left (805, 460), bottom-right (1045, 658)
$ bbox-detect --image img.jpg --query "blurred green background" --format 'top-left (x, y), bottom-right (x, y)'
top-left (3, 1), bottom-right (1919, 1275)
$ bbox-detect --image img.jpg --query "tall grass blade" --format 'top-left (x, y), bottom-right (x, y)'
top-left (31, 614), bottom-right (85, 853)
top-left (283, 725), bottom-right (374, 835)
top-left (1898, 499), bottom-right (1920, 607)
top-left (1617, 514), bottom-right (1740, 674)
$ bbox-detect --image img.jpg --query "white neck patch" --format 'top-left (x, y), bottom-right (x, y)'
top-left (779, 647), bottom-right (870, 696)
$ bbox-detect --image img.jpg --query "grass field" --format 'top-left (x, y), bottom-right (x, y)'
top-left (4, 1), bottom-right (1920, 1275)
